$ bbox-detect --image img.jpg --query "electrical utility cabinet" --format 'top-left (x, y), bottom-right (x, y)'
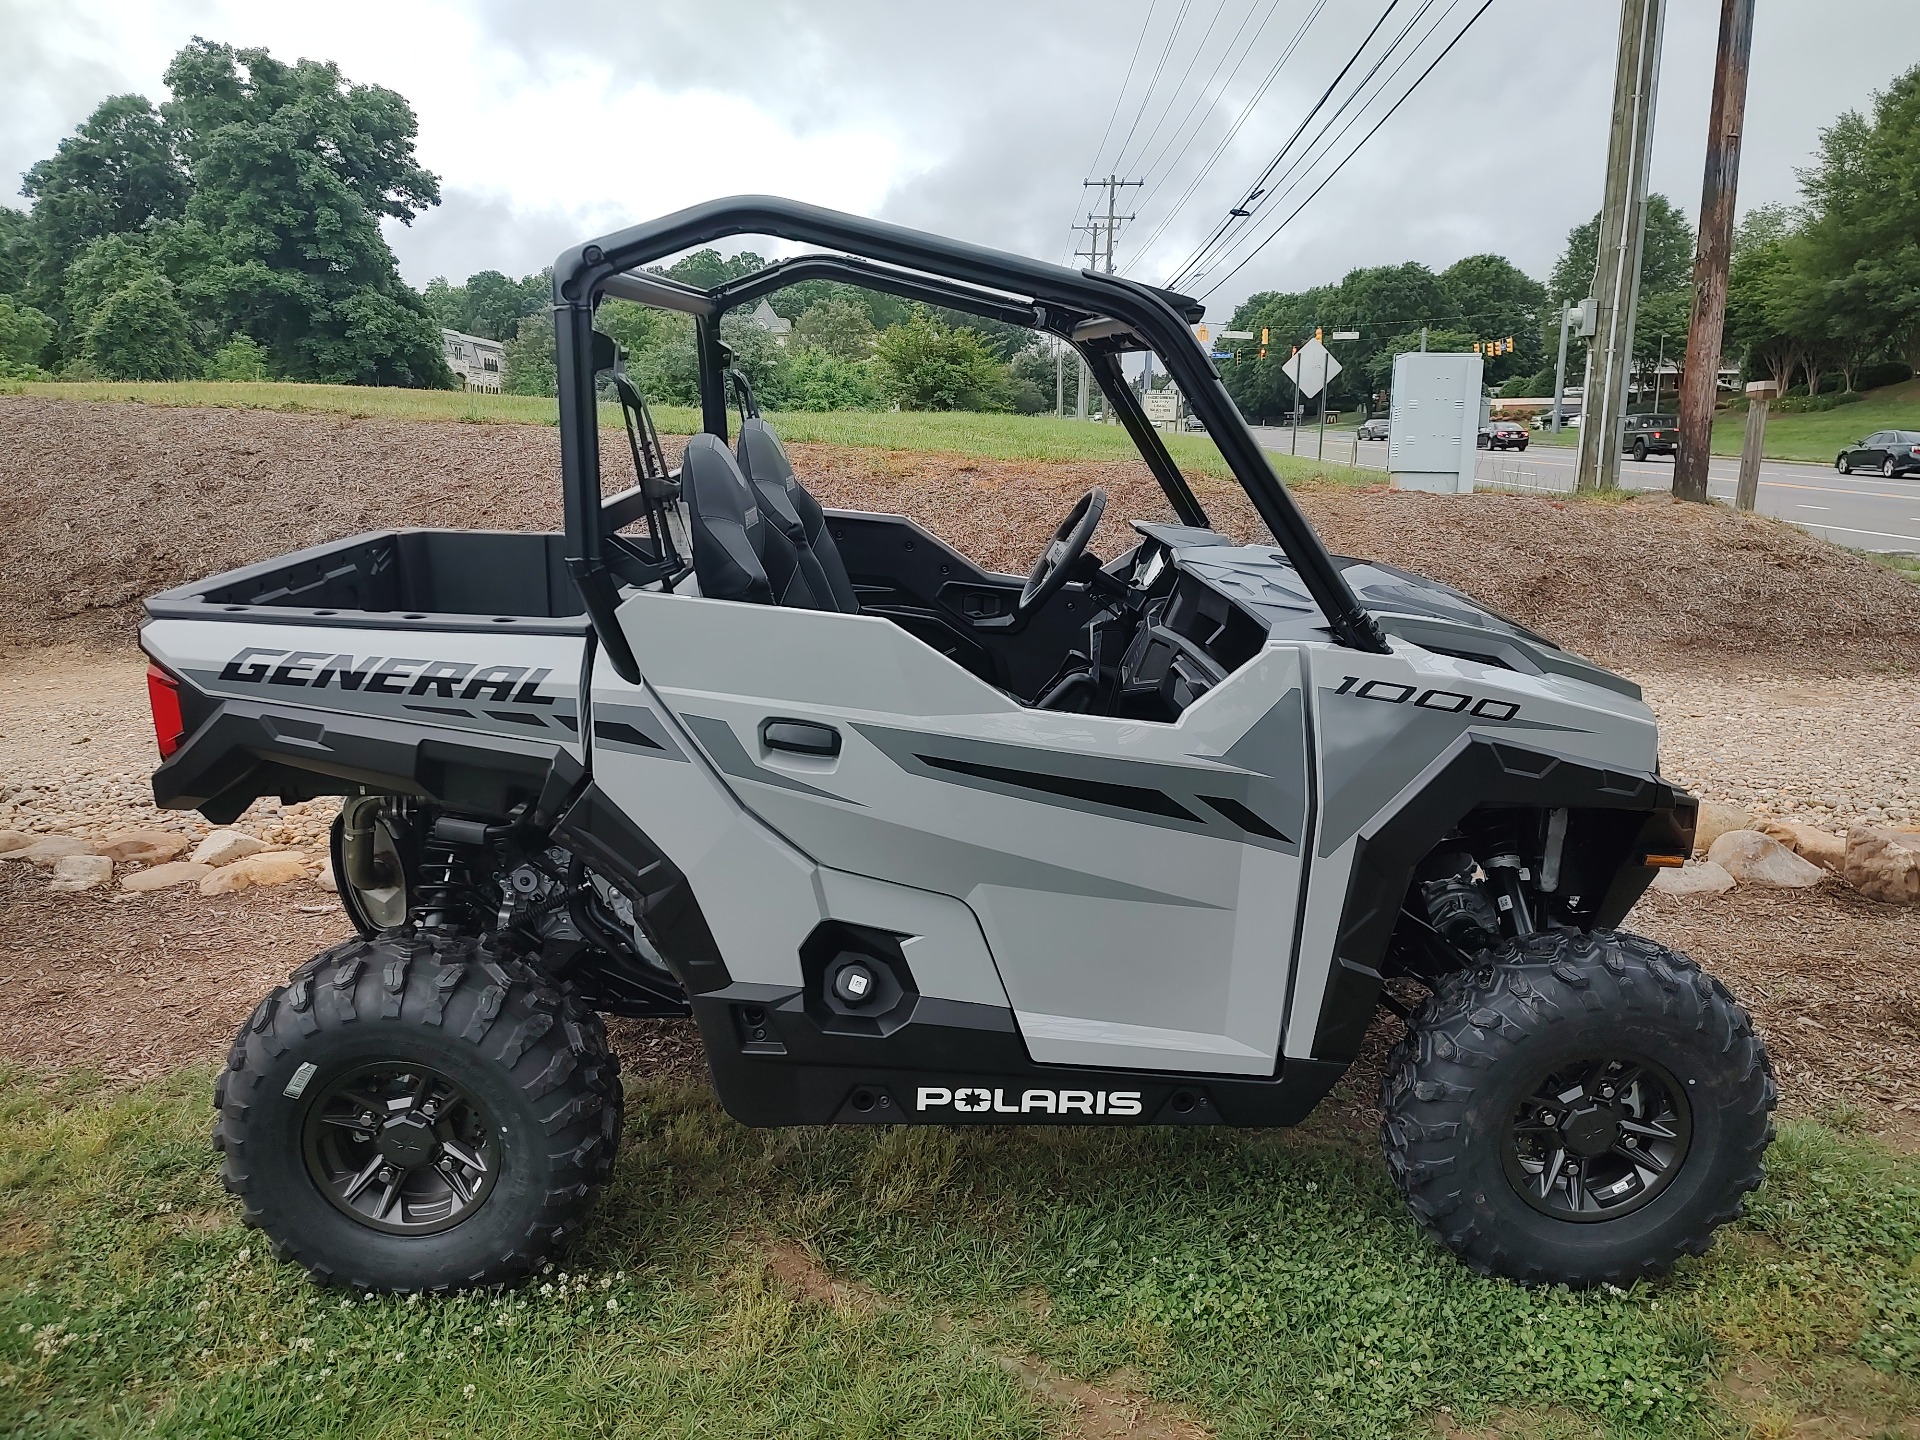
top-left (1388, 352), bottom-right (1484, 494)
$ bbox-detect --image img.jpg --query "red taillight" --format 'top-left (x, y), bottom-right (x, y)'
top-left (147, 663), bottom-right (186, 759)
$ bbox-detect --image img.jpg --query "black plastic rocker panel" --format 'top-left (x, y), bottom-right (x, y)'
top-left (689, 982), bottom-right (1345, 1128)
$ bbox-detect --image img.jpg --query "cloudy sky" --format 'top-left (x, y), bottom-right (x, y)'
top-left (6, 0), bottom-right (1918, 320)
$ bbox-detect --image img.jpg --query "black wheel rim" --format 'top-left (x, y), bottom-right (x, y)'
top-left (301, 1061), bottom-right (501, 1235)
top-left (1501, 1055), bottom-right (1692, 1223)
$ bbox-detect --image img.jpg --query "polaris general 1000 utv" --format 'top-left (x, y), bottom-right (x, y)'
top-left (144, 197), bottom-right (1773, 1292)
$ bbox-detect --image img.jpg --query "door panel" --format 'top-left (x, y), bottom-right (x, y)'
top-left (612, 590), bottom-right (1311, 1075)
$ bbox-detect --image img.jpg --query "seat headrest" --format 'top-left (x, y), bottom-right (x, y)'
top-left (681, 434), bottom-right (773, 605)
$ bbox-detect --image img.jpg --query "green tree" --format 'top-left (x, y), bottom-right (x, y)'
top-left (0, 295), bottom-right (54, 376)
top-left (1439, 254), bottom-right (1547, 380)
top-left (873, 309), bottom-right (1009, 411)
top-left (1010, 344), bottom-right (1075, 415)
top-left (204, 333), bottom-right (270, 380)
top-left (502, 315), bottom-right (556, 396)
top-left (654, 248), bottom-right (764, 290)
top-left (18, 94), bottom-right (190, 328)
top-left (783, 349), bottom-right (881, 410)
top-left (425, 269), bottom-right (547, 341)
top-left (791, 297), bottom-right (876, 360)
top-left (1795, 66), bottom-right (1920, 372)
top-left (82, 273), bottom-right (199, 379)
top-left (63, 233), bottom-right (163, 340)
top-left (0, 208), bottom-right (31, 298)
top-left (158, 40), bottom-right (450, 387)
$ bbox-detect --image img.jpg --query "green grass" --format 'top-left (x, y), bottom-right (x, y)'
top-left (3, 1067), bottom-right (1916, 1438)
top-left (0, 379), bottom-right (1370, 487)
top-left (1523, 377), bottom-right (1920, 465)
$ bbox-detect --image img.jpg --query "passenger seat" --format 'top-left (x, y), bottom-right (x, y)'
top-left (735, 419), bottom-right (860, 614)
top-left (680, 434), bottom-right (830, 610)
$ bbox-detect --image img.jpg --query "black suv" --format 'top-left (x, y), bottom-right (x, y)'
top-left (1622, 413), bottom-right (1676, 461)
top-left (1836, 430), bottom-right (1920, 477)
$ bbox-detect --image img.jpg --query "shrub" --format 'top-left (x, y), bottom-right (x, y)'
top-left (874, 310), bottom-right (1010, 411)
top-left (1856, 360), bottom-right (1914, 391)
top-left (783, 349), bottom-right (882, 411)
top-left (0, 294), bottom-right (53, 368)
top-left (204, 334), bottom-right (270, 381)
top-left (82, 274), bottom-right (200, 380)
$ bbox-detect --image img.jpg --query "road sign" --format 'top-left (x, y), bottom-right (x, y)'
top-left (1143, 388), bottom-right (1180, 424)
top-left (1219, 330), bottom-right (1254, 340)
top-left (1280, 337), bottom-right (1341, 398)
top-left (1210, 351), bottom-right (1232, 360)
top-left (1331, 329), bottom-right (1360, 341)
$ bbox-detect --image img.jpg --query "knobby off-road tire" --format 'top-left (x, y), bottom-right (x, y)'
top-left (1381, 929), bottom-right (1775, 1287)
top-left (214, 932), bottom-right (624, 1292)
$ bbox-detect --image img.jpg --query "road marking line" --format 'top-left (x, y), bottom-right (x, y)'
top-left (1797, 504), bottom-right (1830, 510)
top-left (1801, 523), bottom-right (1920, 544)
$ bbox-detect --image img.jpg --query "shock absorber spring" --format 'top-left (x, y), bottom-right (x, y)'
top-left (411, 845), bottom-right (474, 931)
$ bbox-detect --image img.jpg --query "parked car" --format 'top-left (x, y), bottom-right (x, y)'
top-left (1476, 420), bottom-right (1529, 451)
top-left (1622, 414), bottom-right (1676, 461)
top-left (1836, 430), bottom-right (1920, 477)
top-left (1356, 415), bottom-right (1389, 441)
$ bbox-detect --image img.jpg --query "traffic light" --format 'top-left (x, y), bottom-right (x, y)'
top-left (1314, 327), bottom-right (1323, 343)
top-left (1195, 324), bottom-right (1209, 344)
top-left (1472, 341), bottom-right (1482, 354)
top-left (1260, 327), bottom-right (1269, 345)
top-left (1504, 336), bottom-right (1515, 354)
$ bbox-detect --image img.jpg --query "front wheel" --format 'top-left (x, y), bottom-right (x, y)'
top-left (1381, 930), bottom-right (1774, 1287)
top-left (214, 933), bottom-right (624, 1291)
top-left (1838, 455), bottom-right (1851, 474)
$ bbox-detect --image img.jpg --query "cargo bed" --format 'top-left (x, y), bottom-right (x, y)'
top-left (144, 529), bottom-right (587, 635)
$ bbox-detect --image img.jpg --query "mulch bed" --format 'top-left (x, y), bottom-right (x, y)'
top-left (6, 397), bottom-right (1920, 677)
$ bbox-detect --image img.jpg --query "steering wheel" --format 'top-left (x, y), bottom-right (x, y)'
top-left (1018, 486), bottom-right (1107, 620)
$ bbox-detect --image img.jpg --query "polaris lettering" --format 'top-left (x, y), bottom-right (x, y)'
top-left (914, 1086), bottom-right (1143, 1117)
top-left (217, 647), bottom-right (557, 705)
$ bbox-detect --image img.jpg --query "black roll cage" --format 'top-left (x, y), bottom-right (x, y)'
top-left (550, 194), bottom-right (1387, 682)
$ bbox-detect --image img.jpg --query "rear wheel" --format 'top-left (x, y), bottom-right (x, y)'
top-left (1885, 458), bottom-right (1899, 478)
top-left (215, 932), bottom-right (623, 1291)
top-left (1381, 929), bottom-right (1774, 1286)
top-left (1632, 439), bottom-right (1648, 461)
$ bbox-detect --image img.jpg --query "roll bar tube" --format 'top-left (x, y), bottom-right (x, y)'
top-left (552, 195), bottom-right (1387, 661)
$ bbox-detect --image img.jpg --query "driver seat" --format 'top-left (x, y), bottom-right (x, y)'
top-left (736, 419), bottom-right (861, 614)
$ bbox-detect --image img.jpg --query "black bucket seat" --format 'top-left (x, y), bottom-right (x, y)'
top-left (681, 433), bottom-right (828, 610)
top-left (735, 419), bottom-right (860, 614)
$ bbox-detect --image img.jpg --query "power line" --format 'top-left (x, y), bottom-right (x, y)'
top-left (1110, 0), bottom-right (1197, 182)
top-left (1122, 0), bottom-right (1330, 274)
top-left (1182, 0), bottom-right (1459, 288)
top-left (1195, 0), bottom-right (1500, 301)
top-left (1163, 0), bottom-right (1410, 290)
top-left (1112, 0), bottom-right (1236, 177)
top-left (1132, 0), bottom-right (1287, 195)
top-left (1060, 0), bottom-right (1160, 261)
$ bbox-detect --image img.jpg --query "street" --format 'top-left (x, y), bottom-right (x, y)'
top-left (1251, 427), bottom-right (1920, 552)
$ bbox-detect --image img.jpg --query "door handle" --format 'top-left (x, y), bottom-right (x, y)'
top-left (761, 718), bottom-right (841, 758)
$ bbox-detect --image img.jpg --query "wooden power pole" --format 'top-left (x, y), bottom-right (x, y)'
top-left (1575, 0), bottom-right (1667, 494)
top-left (1673, 0), bottom-right (1756, 503)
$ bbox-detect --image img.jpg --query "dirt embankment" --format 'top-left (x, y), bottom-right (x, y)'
top-left (5, 396), bottom-right (1920, 678)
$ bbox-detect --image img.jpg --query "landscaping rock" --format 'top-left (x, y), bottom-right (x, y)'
top-left (1651, 860), bottom-right (1736, 897)
top-left (0, 831), bottom-right (35, 855)
top-left (1707, 829), bottom-right (1825, 888)
top-left (47, 853), bottom-right (113, 892)
top-left (315, 856), bottom-right (337, 892)
top-left (8, 834), bottom-right (98, 868)
top-left (1756, 819), bottom-right (1846, 872)
top-left (198, 850), bottom-right (309, 895)
top-left (1844, 825), bottom-right (1920, 906)
top-left (99, 828), bottom-right (190, 865)
top-left (1694, 801), bottom-right (1756, 855)
top-left (191, 829), bottom-right (268, 868)
top-left (121, 860), bottom-right (213, 893)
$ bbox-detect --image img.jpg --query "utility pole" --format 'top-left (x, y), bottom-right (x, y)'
top-left (1074, 175), bottom-right (1140, 422)
top-left (1550, 302), bottom-right (1572, 432)
top-left (1575, 0), bottom-right (1667, 494)
top-left (1674, 0), bottom-right (1755, 503)
top-left (1055, 341), bottom-right (1065, 418)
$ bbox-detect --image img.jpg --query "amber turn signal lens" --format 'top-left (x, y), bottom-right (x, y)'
top-left (1641, 854), bottom-right (1687, 869)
